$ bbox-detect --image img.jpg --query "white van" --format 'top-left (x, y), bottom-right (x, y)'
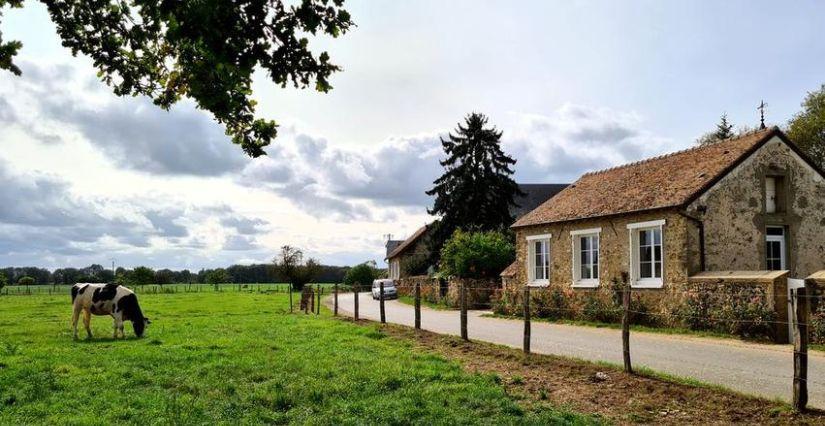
top-left (371, 279), bottom-right (398, 300)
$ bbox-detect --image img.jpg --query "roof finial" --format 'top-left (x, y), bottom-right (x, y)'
top-left (758, 100), bottom-right (768, 129)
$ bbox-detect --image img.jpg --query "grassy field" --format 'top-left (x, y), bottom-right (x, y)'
top-left (0, 291), bottom-right (600, 425)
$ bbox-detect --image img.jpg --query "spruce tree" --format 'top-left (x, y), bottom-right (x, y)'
top-left (696, 113), bottom-right (735, 146)
top-left (714, 113), bottom-right (735, 140)
top-left (425, 113), bottom-right (524, 262)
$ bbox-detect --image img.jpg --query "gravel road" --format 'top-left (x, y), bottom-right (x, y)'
top-left (334, 292), bottom-right (825, 408)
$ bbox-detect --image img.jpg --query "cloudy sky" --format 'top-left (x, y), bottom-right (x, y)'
top-left (1, 1), bottom-right (824, 270)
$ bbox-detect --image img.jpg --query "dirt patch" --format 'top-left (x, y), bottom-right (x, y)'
top-left (374, 322), bottom-right (825, 425)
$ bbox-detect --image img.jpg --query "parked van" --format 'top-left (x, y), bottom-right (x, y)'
top-left (371, 279), bottom-right (398, 300)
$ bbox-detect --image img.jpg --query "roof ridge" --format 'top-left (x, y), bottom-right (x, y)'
top-left (580, 126), bottom-right (775, 178)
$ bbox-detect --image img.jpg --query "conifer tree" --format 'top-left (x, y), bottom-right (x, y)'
top-left (714, 113), bottom-right (735, 140)
top-left (425, 113), bottom-right (523, 262)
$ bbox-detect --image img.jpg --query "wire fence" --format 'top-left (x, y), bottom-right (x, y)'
top-left (332, 280), bottom-right (819, 412)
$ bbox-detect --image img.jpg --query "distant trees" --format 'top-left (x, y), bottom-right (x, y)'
top-left (0, 262), bottom-right (353, 287)
top-left (130, 267), bottom-right (156, 286)
top-left (17, 276), bottom-right (35, 286)
top-left (696, 113), bottom-right (735, 146)
top-left (273, 246), bottom-right (321, 291)
top-left (788, 84), bottom-right (825, 169)
top-left (426, 112), bottom-right (524, 263)
top-left (438, 230), bottom-right (514, 279)
top-left (205, 269), bottom-right (231, 286)
top-left (343, 263), bottom-right (377, 290)
top-left (0, 274), bottom-right (7, 291)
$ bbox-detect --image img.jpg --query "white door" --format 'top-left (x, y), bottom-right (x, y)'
top-left (766, 227), bottom-right (786, 271)
top-left (787, 278), bottom-right (806, 339)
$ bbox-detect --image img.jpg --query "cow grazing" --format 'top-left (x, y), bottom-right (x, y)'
top-left (71, 283), bottom-right (150, 339)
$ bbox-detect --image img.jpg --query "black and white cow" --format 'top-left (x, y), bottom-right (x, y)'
top-left (71, 283), bottom-right (150, 339)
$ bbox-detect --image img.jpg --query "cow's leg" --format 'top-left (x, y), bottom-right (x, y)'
top-left (113, 313), bottom-right (124, 339)
top-left (82, 309), bottom-right (92, 339)
top-left (71, 304), bottom-right (82, 340)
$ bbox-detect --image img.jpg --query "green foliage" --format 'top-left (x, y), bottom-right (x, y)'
top-left (130, 266), bottom-right (156, 286)
top-left (682, 284), bottom-right (775, 339)
top-left (273, 246), bottom-right (321, 291)
top-left (426, 113), bottom-right (524, 261)
top-left (17, 276), bottom-right (35, 286)
top-left (0, 273), bottom-right (6, 291)
top-left (343, 263), bottom-right (377, 290)
top-left (788, 84), bottom-right (825, 169)
top-left (439, 230), bottom-right (514, 279)
top-left (531, 287), bottom-right (570, 321)
top-left (0, 0), bottom-right (353, 156)
top-left (696, 113), bottom-right (735, 146)
top-left (205, 268), bottom-right (231, 286)
top-left (0, 292), bottom-right (599, 424)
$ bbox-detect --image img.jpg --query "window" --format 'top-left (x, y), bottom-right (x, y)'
top-left (627, 220), bottom-right (665, 288)
top-left (527, 234), bottom-right (551, 285)
top-left (766, 226), bottom-right (786, 270)
top-left (571, 228), bottom-right (600, 287)
top-left (765, 176), bottom-right (785, 214)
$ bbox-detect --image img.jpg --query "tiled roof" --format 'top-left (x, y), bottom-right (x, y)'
top-left (500, 261), bottom-right (518, 277)
top-left (386, 224), bottom-right (430, 260)
top-left (513, 127), bottom-right (782, 227)
top-left (511, 184), bottom-right (569, 220)
top-left (385, 240), bottom-right (404, 258)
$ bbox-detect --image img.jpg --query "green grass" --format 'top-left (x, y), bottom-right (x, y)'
top-left (397, 295), bottom-right (454, 311)
top-left (0, 292), bottom-right (601, 425)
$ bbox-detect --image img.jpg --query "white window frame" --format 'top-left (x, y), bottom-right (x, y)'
top-left (765, 226), bottom-right (786, 271)
top-left (627, 220), bottom-right (665, 289)
top-left (765, 176), bottom-right (777, 213)
top-left (526, 234), bottom-right (551, 287)
top-left (570, 228), bottom-right (601, 288)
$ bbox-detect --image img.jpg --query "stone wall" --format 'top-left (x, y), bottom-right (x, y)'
top-left (397, 276), bottom-right (500, 309)
top-left (494, 271), bottom-right (788, 342)
top-left (686, 136), bottom-right (825, 278)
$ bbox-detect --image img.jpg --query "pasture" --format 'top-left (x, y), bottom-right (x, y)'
top-left (0, 290), bottom-right (598, 425)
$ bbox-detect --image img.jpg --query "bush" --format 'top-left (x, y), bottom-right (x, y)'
top-left (17, 276), bottom-right (35, 286)
top-left (439, 230), bottom-right (514, 279)
top-left (344, 263), bottom-right (377, 291)
top-left (0, 274), bottom-right (6, 291)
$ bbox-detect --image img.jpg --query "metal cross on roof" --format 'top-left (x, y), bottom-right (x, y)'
top-left (758, 100), bottom-right (768, 129)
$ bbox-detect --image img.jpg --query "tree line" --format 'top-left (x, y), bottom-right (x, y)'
top-left (0, 263), bottom-right (356, 287)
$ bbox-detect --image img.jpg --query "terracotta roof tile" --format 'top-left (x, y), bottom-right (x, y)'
top-left (513, 127), bottom-right (780, 227)
top-left (500, 261), bottom-right (518, 277)
top-left (386, 224), bottom-right (430, 260)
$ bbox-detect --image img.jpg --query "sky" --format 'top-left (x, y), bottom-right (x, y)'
top-left (1, 0), bottom-right (824, 270)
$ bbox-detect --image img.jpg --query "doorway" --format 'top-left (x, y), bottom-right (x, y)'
top-left (766, 226), bottom-right (786, 271)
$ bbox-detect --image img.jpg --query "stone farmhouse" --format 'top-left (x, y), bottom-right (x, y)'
top-left (503, 127), bottom-right (825, 341)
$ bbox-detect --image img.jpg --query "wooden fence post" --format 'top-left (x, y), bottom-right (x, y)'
top-left (334, 283), bottom-right (339, 317)
top-left (288, 283), bottom-right (293, 313)
top-left (460, 282), bottom-right (468, 341)
top-left (380, 281), bottom-right (386, 324)
top-left (523, 286), bottom-right (531, 354)
top-left (622, 284), bottom-right (633, 374)
top-left (354, 284), bottom-right (360, 320)
top-left (316, 285), bottom-right (321, 315)
top-left (414, 280), bottom-right (421, 330)
top-left (793, 285), bottom-right (810, 411)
